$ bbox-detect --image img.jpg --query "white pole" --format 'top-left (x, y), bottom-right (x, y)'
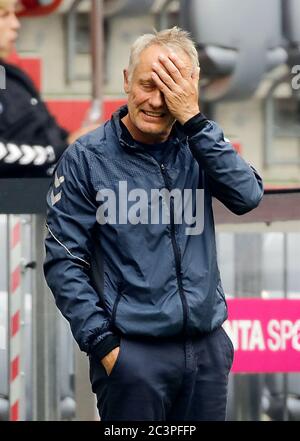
top-left (8, 215), bottom-right (24, 421)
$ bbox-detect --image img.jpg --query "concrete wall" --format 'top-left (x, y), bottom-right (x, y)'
top-left (105, 14), bottom-right (155, 94)
top-left (17, 13), bottom-right (155, 97)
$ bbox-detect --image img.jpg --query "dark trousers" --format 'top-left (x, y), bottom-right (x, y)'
top-left (89, 327), bottom-right (234, 421)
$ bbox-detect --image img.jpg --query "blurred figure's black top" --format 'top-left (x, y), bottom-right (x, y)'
top-left (0, 61), bottom-right (69, 178)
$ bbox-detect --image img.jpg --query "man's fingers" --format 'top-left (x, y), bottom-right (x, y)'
top-left (152, 62), bottom-right (177, 91)
top-left (191, 66), bottom-right (201, 87)
top-left (157, 54), bottom-right (183, 84)
top-left (151, 71), bottom-right (170, 95)
top-left (168, 52), bottom-right (191, 79)
top-left (192, 66), bottom-right (201, 80)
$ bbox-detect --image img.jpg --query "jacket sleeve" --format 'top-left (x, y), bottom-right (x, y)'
top-left (0, 137), bottom-right (60, 175)
top-left (43, 141), bottom-right (119, 360)
top-left (184, 113), bottom-right (264, 215)
top-left (0, 61), bottom-right (68, 177)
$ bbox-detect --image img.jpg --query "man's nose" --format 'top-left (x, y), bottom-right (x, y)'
top-left (148, 89), bottom-right (165, 108)
top-left (11, 13), bottom-right (21, 30)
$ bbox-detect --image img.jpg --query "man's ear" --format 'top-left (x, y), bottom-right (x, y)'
top-left (123, 69), bottom-right (130, 94)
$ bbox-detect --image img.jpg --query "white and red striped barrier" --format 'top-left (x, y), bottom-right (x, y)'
top-left (8, 215), bottom-right (23, 421)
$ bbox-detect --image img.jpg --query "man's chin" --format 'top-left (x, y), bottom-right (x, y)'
top-left (138, 118), bottom-right (174, 135)
top-left (0, 44), bottom-right (14, 59)
top-left (139, 123), bottom-right (170, 136)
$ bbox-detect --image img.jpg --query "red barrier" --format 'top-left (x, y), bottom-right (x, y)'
top-left (46, 99), bottom-right (127, 132)
top-left (8, 55), bottom-right (127, 130)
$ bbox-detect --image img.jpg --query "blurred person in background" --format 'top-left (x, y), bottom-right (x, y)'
top-left (44, 27), bottom-right (263, 421)
top-left (0, 0), bottom-right (95, 178)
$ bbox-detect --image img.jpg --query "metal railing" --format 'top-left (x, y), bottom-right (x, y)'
top-left (0, 178), bottom-right (80, 421)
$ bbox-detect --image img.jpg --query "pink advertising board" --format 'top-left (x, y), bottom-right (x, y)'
top-left (223, 299), bottom-right (300, 373)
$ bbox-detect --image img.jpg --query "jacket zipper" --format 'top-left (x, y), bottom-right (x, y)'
top-left (160, 163), bottom-right (188, 336)
top-left (119, 142), bottom-right (189, 335)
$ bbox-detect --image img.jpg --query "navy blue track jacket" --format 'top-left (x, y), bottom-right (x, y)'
top-left (44, 106), bottom-right (263, 361)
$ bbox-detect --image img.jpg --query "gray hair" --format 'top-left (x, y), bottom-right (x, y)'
top-left (127, 26), bottom-right (199, 81)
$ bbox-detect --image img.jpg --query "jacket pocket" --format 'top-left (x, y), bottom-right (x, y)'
top-left (110, 283), bottom-right (123, 329)
top-left (107, 336), bottom-right (123, 378)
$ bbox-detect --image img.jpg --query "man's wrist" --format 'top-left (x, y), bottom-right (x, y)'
top-left (178, 109), bottom-right (201, 125)
top-left (182, 112), bottom-right (209, 137)
top-left (91, 334), bottom-right (120, 361)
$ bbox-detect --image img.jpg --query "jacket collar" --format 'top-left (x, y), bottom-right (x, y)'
top-left (111, 104), bottom-right (187, 152)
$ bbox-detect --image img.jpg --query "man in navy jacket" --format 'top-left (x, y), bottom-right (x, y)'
top-left (44, 27), bottom-right (263, 421)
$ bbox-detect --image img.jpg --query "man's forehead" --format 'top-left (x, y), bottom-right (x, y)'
top-left (133, 46), bottom-right (193, 75)
top-left (139, 44), bottom-right (191, 63)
